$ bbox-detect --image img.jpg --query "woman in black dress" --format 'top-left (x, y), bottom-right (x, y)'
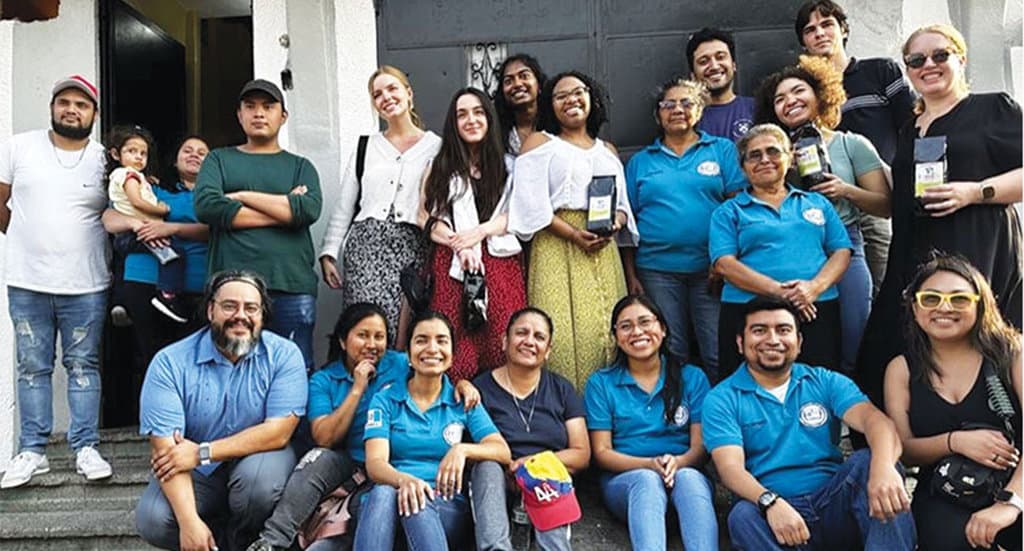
top-left (884, 253), bottom-right (1022, 550)
top-left (858, 23), bottom-right (1022, 406)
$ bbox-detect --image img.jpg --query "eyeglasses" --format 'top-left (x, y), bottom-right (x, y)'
top-left (658, 98), bottom-right (698, 111)
top-left (552, 86), bottom-right (590, 103)
top-left (904, 49), bottom-right (954, 69)
top-left (214, 300), bottom-right (263, 316)
top-left (743, 146), bottom-right (785, 164)
top-left (615, 316), bottom-right (659, 334)
top-left (914, 291), bottom-right (980, 311)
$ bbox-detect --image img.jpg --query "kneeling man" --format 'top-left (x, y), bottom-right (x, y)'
top-left (135, 270), bottom-right (308, 551)
top-left (704, 298), bottom-right (915, 550)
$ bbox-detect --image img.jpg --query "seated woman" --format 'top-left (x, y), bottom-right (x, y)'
top-left (471, 306), bottom-right (590, 550)
top-left (354, 311), bottom-right (511, 551)
top-left (245, 303), bottom-right (479, 551)
top-left (584, 295), bottom-right (717, 551)
top-left (884, 253), bottom-right (1022, 551)
top-left (755, 54), bottom-right (891, 374)
top-left (710, 123), bottom-right (851, 375)
top-left (420, 87), bottom-right (526, 383)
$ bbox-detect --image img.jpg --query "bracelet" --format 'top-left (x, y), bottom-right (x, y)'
top-left (947, 431), bottom-right (955, 453)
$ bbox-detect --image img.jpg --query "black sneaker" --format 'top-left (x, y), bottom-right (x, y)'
top-left (151, 293), bottom-right (187, 323)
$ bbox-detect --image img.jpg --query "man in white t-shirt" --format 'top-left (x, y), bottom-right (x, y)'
top-left (0, 75), bottom-right (113, 489)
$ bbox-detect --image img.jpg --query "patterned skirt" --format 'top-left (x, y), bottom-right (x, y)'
top-left (430, 245), bottom-right (526, 383)
top-left (527, 209), bottom-right (626, 390)
top-left (342, 213), bottom-right (424, 347)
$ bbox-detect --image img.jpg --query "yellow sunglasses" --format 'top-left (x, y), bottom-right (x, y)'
top-left (914, 291), bottom-right (980, 311)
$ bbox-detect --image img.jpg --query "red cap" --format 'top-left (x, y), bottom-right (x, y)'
top-left (52, 75), bottom-right (99, 105)
top-left (514, 452), bottom-right (582, 531)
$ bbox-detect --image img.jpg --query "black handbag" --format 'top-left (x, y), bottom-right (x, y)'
top-left (461, 270), bottom-right (488, 332)
top-left (930, 362), bottom-right (1017, 509)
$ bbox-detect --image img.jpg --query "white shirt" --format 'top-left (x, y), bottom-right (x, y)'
top-left (0, 129), bottom-right (109, 294)
top-left (507, 133), bottom-right (637, 246)
top-left (443, 173), bottom-right (520, 281)
top-left (319, 132), bottom-right (441, 267)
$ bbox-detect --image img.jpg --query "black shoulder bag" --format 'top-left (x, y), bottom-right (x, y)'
top-left (930, 361), bottom-right (1017, 509)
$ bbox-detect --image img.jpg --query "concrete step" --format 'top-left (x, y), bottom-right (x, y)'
top-left (0, 465), bottom-right (150, 512)
top-left (0, 536), bottom-right (155, 551)
top-left (0, 510), bottom-right (137, 540)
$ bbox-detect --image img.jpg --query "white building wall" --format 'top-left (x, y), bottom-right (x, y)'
top-left (0, 19), bottom-right (14, 471)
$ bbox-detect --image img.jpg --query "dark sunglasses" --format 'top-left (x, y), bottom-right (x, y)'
top-left (743, 146), bottom-right (785, 164)
top-left (904, 48), bottom-right (954, 69)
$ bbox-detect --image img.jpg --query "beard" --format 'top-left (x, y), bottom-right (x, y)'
top-left (51, 117), bottom-right (94, 140)
top-left (706, 76), bottom-right (735, 98)
top-left (212, 318), bottom-right (261, 359)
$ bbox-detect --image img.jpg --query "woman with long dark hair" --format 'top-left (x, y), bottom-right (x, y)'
top-left (493, 54), bottom-right (547, 156)
top-left (755, 54), bottom-right (890, 375)
top-left (584, 295), bottom-right (717, 550)
top-left (884, 253), bottom-right (1022, 550)
top-left (419, 87), bottom-right (526, 383)
top-left (319, 66), bottom-right (440, 346)
top-left (508, 70), bottom-right (639, 390)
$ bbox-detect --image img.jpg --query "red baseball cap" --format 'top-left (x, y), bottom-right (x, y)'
top-left (514, 451), bottom-right (582, 531)
top-left (52, 75), bottom-right (99, 105)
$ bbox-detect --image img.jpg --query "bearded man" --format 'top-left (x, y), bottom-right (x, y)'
top-left (135, 270), bottom-right (308, 551)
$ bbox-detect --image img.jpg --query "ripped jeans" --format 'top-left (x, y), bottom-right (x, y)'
top-left (267, 292), bottom-right (316, 374)
top-left (8, 286), bottom-right (106, 453)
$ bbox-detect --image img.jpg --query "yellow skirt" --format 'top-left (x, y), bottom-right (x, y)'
top-left (527, 210), bottom-right (627, 390)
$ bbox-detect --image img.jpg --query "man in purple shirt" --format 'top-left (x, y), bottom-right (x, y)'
top-left (687, 28), bottom-right (755, 142)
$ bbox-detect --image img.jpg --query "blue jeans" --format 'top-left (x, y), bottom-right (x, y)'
top-left (267, 292), bottom-right (316, 373)
top-left (837, 224), bottom-right (872, 374)
top-left (355, 483), bottom-right (471, 551)
top-left (470, 460), bottom-right (572, 551)
top-left (136, 446), bottom-right (296, 550)
top-left (727, 449), bottom-right (916, 551)
top-left (600, 467), bottom-right (718, 551)
top-left (637, 268), bottom-right (720, 382)
top-left (8, 287), bottom-right (106, 453)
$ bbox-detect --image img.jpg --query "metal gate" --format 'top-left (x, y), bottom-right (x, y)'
top-left (376, 0), bottom-right (806, 156)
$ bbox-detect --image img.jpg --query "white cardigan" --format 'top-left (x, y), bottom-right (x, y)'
top-left (319, 132), bottom-right (442, 265)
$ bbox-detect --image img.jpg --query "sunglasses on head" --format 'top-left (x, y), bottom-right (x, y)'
top-left (914, 291), bottom-right (979, 311)
top-left (904, 48), bottom-right (954, 69)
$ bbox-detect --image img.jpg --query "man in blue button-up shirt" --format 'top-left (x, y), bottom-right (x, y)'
top-left (704, 298), bottom-right (915, 550)
top-left (135, 271), bottom-right (308, 551)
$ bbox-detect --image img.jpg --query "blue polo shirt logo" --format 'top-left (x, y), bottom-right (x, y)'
top-left (443, 422), bottom-right (465, 446)
top-left (366, 408), bottom-right (383, 429)
top-left (802, 208), bottom-right (826, 226)
top-left (673, 404), bottom-right (690, 427)
top-left (798, 402), bottom-right (829, 428)
top-left (696, 161), bottom-right (720, 176)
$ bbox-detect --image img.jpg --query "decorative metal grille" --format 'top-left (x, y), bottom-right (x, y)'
top-left (466, 42), bottom-right (508, 94)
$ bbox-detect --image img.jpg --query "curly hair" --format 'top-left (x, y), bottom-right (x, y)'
top-left (753, 54), bottom-right (846, 130)
top-left (538, 71), bottom-right (610, 138)
top-left (652, 77), bottom-right (710, 135)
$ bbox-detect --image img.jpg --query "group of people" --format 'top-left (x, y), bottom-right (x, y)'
top-left (0, 0), bottom-right (1021, 550)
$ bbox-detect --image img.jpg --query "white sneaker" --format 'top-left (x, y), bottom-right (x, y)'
top-left (1, 451), bottom-right (50, 489)
top-left (75, 446), bottom-right (113, 481)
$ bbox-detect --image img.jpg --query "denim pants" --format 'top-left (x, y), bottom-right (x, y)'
top-left (354, 483), bottom-right (471, 551)
top-left (267, 291), bottom-right (316, 372)
top-left (837, 224), bottom-right (872, 375)
top-left (259, 447), bottom-right (355, 548)
top-left (600, 467), bottom-right (718, 551)
top-left (135, 446), bottom-right (296, 550)
top-left (8, 286), bottom-right (106, 453)
top-left (727, 449), bottom-right (916, 551)
top-left (637, 268), bottom-right (720, 382)
top-left (470, 461), bottom-right (572, 551)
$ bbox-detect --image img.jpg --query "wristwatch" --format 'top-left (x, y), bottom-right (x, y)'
top-left (757, 490), bottom-right (780, 516)
top-left (980, 181), bottom-right (996, 202)
top-left (198, 442), bottom-right (212, 466)
top-left (996, 490), bottom-right (1024, 512)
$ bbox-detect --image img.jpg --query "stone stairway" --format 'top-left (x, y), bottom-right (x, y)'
top-left (0, 427), bottom-right (155, 550)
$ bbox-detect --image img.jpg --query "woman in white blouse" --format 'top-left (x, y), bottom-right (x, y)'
top-left (508, 70), bottom-right (638, 389)
top-left (319, 66), bottom-right (441, 346)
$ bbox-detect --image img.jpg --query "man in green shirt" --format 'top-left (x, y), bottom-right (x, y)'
top-left (195, 79), bottom-right (322, 372)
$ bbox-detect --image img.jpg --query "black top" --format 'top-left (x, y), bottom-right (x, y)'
top-left (857, 93), bottom-right (1023, 406)
top-left (474, 368), bottom-right (586, 459)
top-left (908, 358), bottom-right (1022, 489)
top-left (838, 57), bottom-right (915, 164)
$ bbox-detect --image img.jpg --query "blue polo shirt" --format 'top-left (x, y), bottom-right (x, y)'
top-left (123, 183), bottom-right (209, 293)
top-left (709, 187), bottom-right (852, 303)
top-left (364, 376), bottom-right (499, 488)
top-left (139, 327), bottom-right (308, 475)
top-left (625, 133), bottom-right (747, 273)
top-left (702, 362), bottom-right (868, 498)
top-left (584, 360), bottom-right (710, 458)
top-left (307, 350), bottom-right (410, 463)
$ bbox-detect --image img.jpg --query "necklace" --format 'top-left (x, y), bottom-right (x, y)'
top-left (505, 368), bottom-right (540, 433)
top-left (51, 134), bottom-right (89, 170)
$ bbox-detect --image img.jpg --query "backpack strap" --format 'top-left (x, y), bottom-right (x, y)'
top-left (356, 135), bottom-right (369, 184)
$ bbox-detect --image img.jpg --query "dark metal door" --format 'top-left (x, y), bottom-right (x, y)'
top-left (376, 0), bottom-right (806, 157)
